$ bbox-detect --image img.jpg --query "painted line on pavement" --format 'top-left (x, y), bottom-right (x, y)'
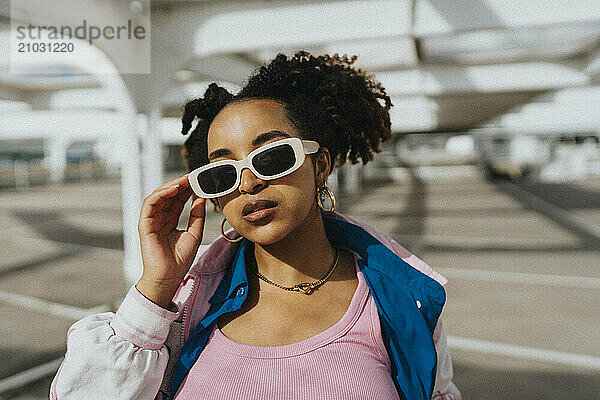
top-left (499, 181), bottom-right (600, 244)
top-left (447, 336), bottom-right (600, 370)
top-left (16, 236), bottom-right (124, 258)
top-left (420, 234), bottom-right (575, 250)
top-left (0, 357), bottom-right (62, 394)
top-left (437, 267), bottom-right (600, 290)
top-left (0, 290), bottom-right (111, 320)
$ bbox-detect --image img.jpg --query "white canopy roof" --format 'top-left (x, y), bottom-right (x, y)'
top-left (1, 0), bottom-right (599, 285)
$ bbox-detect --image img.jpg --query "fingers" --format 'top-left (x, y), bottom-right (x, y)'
top-left (166, 185), bottom-right (193, 218)
top-left (160, 176), bottom-right (194, 212)
top-left (139, 178), bottom-right (186, 224)
top-left (140, 175), bottom-right (193, 217)
top-left (140, 185), bottom-right (180, 221)
top-left (139, 175), bottom-right (203, 236)
top-left (187, 195), bottom-right (206, 242)
top-left (158, 174), bottom-right (191, 191)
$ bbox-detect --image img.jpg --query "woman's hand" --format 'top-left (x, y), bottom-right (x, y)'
top-left (135, 175), bottom-right (206, 309)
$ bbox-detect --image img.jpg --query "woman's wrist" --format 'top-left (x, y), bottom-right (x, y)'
top-left (135, 277), bottom-right (181, 309)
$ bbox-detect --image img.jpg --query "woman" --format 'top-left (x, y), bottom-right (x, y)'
top-left (51, 51), bottom-right (460, 400)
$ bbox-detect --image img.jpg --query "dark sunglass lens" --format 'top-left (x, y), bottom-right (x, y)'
top-left (197, 165), bottom-right (236, 194)
top-left (253, 144), bottom-right (295, 176)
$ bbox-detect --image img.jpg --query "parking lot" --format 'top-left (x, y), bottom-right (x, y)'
top-left (1, 168), bottom-right (599, 399)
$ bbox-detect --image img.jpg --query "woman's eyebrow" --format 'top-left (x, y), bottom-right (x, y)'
top-left (208, 130), bottom-right (292, 160)
top-left (208, 148), bottom-right (231, 160)
top-left (252, 130), bottom-right (291, 146)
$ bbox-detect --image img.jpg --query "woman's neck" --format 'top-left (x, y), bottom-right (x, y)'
top-left (252, 209), bottom-right (337, 285)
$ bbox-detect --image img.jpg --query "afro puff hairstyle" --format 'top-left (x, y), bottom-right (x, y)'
top-left (181, 50), bottom-right (392, 168)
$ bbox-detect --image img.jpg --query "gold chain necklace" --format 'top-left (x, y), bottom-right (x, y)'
top-left (254, 249), bottom-right (340, 295)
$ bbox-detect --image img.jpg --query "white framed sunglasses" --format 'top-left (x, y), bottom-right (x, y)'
top-left (188, 137), bottom-right (321, 198)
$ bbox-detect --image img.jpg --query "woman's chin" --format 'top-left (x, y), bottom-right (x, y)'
top-left (240, 221), bottom-right (293, 246)
top-left (230, 205), bottom-right (315, 246)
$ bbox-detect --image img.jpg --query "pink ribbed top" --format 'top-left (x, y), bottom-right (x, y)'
top-left (174, 254), bottom-right (400, 400)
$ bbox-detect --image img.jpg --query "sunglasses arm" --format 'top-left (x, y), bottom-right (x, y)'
top-left (302, 140), bottom-right (321, 154)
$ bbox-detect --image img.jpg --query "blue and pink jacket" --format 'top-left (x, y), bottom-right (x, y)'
top-left (50, 212), bottom-right (461, 400)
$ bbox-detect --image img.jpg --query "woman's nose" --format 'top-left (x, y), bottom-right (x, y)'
top-left (238, 168), bottom-right (267, 194)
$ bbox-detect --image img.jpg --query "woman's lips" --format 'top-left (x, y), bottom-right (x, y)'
top-left (243, 206), bottom-right (277, 222)
top-left (242, 200), bottom-right (278, 222)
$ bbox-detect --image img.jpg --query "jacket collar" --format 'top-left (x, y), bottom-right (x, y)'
top-left (322, 215), bottom-right (445, 332)
top-left (190, 212), bottom-right (446, 286)
top-left (196, 213), bottom-right (444, 331)
top-left (207, 239), bottom-right (250, 304)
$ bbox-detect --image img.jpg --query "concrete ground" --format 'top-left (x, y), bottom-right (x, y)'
top-left (1, 168), bottom-right (599, 399)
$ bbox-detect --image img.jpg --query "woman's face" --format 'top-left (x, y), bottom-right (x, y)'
top-left (206, 98), bottom-right (328, 245)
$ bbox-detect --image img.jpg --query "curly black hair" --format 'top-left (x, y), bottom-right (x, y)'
top-left (181, 50), bottom-right (392, 209)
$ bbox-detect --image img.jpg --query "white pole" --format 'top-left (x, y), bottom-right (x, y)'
top-left (9, 15), bottom-right (144, 287)
top-left (345, 162), bottom-right (362, 194)
top-left (96, 73), bottom-right (143, 287)
top-left (118, 113), bottom-right (143, 286)
top-left (142, 107), bottom-right (164, 196)
top-left (45, 136), bottom-right (67, 183)
top-left (82, 66), bottom-right (143, 287)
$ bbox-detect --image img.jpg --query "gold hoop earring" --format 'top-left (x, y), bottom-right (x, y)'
top-left (220, 218), bottom-right (243, 243)
top-left (316, 185), bottom-right (336, 214)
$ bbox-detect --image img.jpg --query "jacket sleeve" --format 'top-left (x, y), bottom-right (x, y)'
top-left (432, 319), bottom-right (462, 400)
top-left (49, 285), bottom-right (180, 400)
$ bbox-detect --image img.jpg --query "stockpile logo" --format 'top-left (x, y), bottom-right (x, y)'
top-left (10, 0), bottom-right (150, 74)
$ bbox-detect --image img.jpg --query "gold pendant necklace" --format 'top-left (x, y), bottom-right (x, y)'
top-left (254, 249), bottom-right (340, 295)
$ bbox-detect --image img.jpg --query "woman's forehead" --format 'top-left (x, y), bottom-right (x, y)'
top-left (207, 99), bottom-right (301, 148)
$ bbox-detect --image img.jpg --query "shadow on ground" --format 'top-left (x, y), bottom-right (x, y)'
top-left (453, 362), bottom-right (600, 400)
top-left (1, 348), bottom-right (63, 380)
top-left (13, 210), bottom-right (123, 250)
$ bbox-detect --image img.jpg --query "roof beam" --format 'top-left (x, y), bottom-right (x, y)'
top-left (0, 110), bottom-right (123, 140)
top-left (194, 0), bottom-right (412, 56)
top-left (389, 91), bottom-right (544, 132)
top-left (414, 0), bottom-right (600, 36)
top-left (184, 54), bottom-right (259, 86)
top-left (489, 107), bottom-right (600, 133)
top-left (0, 72), bottom-right (101, 91)
top-left (485, 86), bottom-right (600, 133)
top-left (586, 46), bottom-right (600, 76)
top-left (252, 36), bottom-right (419, 70)
top-left (375, 62), bottom-right (589, 96)
top-left (193, 0), bottom-right (600, 59)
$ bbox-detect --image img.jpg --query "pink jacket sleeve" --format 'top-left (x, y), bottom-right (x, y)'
top-left (432, 320), bottom-right (462, 399)
top-left (49, 286), bottom-right (180, 400)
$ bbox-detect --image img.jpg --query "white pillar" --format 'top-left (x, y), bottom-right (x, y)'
top-left (362, 161), bottom-right (376, 182)
top-left (142, 108), bottom-right (164, 196)
top-left (45, 136), bottom-right (68, 183)
top-left (345, 162), bottom-right (362, 194)
top-left (119, 113), bottom-right (144, 286)
top-left (92, 77), bottom-right (143, 287)
top-left (96, 79), bottom-right (143, 287)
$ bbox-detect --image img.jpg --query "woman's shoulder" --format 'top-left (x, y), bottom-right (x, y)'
top-left (329, 213), bottom-right (412, 256)
top-left (328, 212), bottom-right (447, 286)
